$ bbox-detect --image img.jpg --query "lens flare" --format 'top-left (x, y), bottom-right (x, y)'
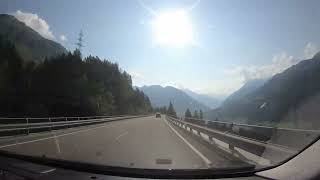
top-left (151, 9), bottom-right (194, 47)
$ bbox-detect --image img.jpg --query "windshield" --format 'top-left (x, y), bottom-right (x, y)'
top-left (0, 0), bottom-right (320, 174)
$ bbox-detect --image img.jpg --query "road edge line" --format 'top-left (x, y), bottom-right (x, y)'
top-left (163, 117), bottom-right (212, 168)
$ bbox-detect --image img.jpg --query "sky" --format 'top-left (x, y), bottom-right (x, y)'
top-left (1, 0), bottom-right (320, 98)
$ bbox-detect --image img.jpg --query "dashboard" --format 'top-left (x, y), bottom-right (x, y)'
top-left (0, 137), bottom-right (319, 180)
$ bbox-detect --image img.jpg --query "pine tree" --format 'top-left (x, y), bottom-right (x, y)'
top-left (75, 30), bottom-right (84, 57)
top-left (199, 109), bottom-right (203, 119)
top-left (167, 101), bottom-right (177, 117)
top-left (193, 110), bottom-right (199, 119)
top-left (185, 108), bottom-right (192, 121)
top-left (160, 106), bottom-right (167, 114)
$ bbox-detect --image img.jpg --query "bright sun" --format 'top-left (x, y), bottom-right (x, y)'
top-left (152, 9), bottom-right (194, 47)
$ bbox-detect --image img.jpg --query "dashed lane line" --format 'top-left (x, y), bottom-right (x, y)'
top-left (0, 123), bottom-right (116, 149)
top-left (115, 131), bottom-right (128, 141)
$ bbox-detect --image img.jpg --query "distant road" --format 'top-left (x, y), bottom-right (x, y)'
top-left (0, 116), bottom-right (246, 169)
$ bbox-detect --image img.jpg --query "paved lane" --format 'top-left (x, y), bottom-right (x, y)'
top-left (0, 116), bottom-right (212, 169)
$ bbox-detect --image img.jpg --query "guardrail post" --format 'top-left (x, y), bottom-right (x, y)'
top-left (230, 122), bottom-right (234, 133)
top-left (208, 136), bottom-right (216, 145)
top-left (26, 118), bottom-right (29, 135)
top-left (49, 117), bottom-right (52, 131)
top-left (229, 144), bottom-right (235, 153)
top-left (197, 129), bottom-right (201, 136)
top-left (197, 130), bottom-right (201, 136)
top-left (65, 117), bottom-right (68, 128)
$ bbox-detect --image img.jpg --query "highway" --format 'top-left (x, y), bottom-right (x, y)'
top-left (0, 116), bottom-right (247, 169)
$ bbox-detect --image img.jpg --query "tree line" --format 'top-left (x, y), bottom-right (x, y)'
top-left (153, 103), bottom-right (204, 122)
top-left (153, 101), bottom-right (177, 118)
top-left (153, 103), bottom-right (204, 121)
top-left (0, 35), bottom-right (152, 117)
top-left (184, 108), bottom-right (203, 121)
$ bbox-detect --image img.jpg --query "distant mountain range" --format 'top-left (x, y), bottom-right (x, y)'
top-left (182, 88), bottom-right (222, 109)
top-left (205, 53), bottom-right (320, 128)
top-left (139, 85), bottom-right (210, 116)
top-left (222, 78), bottom-right (267, 106)
top-left (204, 78), bottom-right (267, 123)
top-left (0, 14), bottom-right (66, 62)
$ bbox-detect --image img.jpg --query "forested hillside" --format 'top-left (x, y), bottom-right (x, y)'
top-left (0, 14), bottom-right (66, 62)
top-left (0, 35), bottom-right (152, 117)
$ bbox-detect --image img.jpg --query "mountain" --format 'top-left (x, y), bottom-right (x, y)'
top-left (205, 53), bottom-right (320, 128)
top-left (139, 85), bottom-right (210, 116)
top-left (182, 88), bottom-right (222, 109)
top-left (204, 79), bottom-right (267, 123)
top-left (222, 78), bottom-right (267, 106)
top-left (0, 14), bottom-right (66, 62)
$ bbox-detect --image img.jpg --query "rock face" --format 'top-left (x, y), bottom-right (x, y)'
top-left (281, 92), bottom-right (320, 129)
top-left (206, 53), bottom-right (320, 129)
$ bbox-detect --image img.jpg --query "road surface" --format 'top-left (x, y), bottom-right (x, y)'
top-left (0, 116), bottom-right (246, 169)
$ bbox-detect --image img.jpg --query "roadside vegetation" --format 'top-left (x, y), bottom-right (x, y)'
top-left (0, 35), bottom-right (152, 117)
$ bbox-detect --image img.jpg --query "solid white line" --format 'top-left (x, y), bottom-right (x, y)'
top-left (163, 118), bottom-right (212, 167)
top-left (0, 123), bottom-right (116, 149)
top-left (115, 131), bottom-right (128, 141)
top-left (53, 136), bottom-right (61, 154)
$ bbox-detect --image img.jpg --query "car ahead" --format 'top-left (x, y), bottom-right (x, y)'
top-left (155, 113), bottom-right (161, 118)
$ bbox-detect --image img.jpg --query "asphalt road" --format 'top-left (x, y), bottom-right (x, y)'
top-left (0, 116), bottom-right (247, 169)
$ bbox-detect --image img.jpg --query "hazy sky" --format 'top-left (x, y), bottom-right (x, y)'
top-left (1, 0), bottom-right (320, 97)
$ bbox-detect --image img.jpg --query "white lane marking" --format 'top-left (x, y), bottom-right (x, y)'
top-left (115, 131), bottom-right (128, 141)
top-left (53, 135), bottom-right (61, 154)
top-left (179, 125), bottom-right (271, 166)
top-left (163, 118), bottom-right (212, 168)
top-left (41, 168), bottom-right (57, 174)
top-left (0, 123), bottom-right (116, 149)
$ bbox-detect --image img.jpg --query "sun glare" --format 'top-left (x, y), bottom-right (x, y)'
top-left (152, 9), bottom-right (194, 47)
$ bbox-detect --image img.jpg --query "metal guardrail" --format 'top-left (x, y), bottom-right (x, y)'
top-left (0, 115), bottom-right (150, 137)
top-left (166, 115), bottom-right (320, 166)
top-left (181, 116), bottom-right (320, 150)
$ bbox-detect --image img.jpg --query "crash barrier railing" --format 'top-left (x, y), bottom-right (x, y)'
top-left (180, 116), bottom-right (320, 150)
top-left (166, 116), bottom-right (320, 166)
top-left (0, 115), bottom-right (151, 137)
